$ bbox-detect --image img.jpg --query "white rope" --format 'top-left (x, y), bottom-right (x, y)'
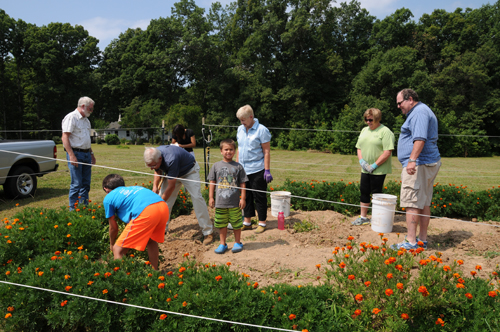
top-left (0, 280), bottom-right (297, 332)
top-left (204, 124), bottom-right (500, 138)
top-left (1, 149), bottom-right (498, 228)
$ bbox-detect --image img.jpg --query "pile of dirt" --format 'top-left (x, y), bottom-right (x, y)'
top-left (158, 209), bottom-right (500, 286)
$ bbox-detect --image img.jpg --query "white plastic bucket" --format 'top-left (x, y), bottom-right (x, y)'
top-left (371, 194), bottom-right (397, 233)
top-left (271, 191), bottom-right (291, 217)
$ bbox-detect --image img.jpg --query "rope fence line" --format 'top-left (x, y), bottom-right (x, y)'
top-left (204, 124), bottom-right (500, 138)
top-left (0, 280), bottom-right (298, 332)
top-left (1, 149), bottom-right (499, 229)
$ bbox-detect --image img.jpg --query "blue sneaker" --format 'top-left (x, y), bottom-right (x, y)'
top-left (416, 237), bottom-right (428, 249)
top-left (215, 244), bottom-right (228, 254)
top-left (390, 240), bottom-right (419, 250)
top-left (232, 242), bottom-right (244, 253)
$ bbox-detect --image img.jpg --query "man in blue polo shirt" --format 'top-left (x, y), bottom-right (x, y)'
top-left (392, 89), bottom-right (441, 250)
top-left (144, 146), bottom-right (214, 245)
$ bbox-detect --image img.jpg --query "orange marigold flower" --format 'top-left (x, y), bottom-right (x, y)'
top-left (158, 283), bottom-right (165, 289)
top-left (339, 262), bottom-right (346, 268)
top-left (87, 281), bottom-right (94, 286)
top-left (160, 314), bottom-right (167, 320)
top-left (327, 259), bottom-right (333, 263)
top-left (5, 313), bottom-right (12, 318)
top-left (215, 275), bottom-right (222, 281)
top-left (7, 306), bottom-right (14, 312)
top-left (465, 293), bottom-right (473, 299)
top-left (372, 308), bottom-right (381, 314)
top-left (348, 275), bottom-right (355, 280)
top-left (419, 259), bottom-right (428, 266)
top-left (94, 273), bottom-right (100, 277)
top-left (179, 267), bottom-right (186, 273)
top-left (489, 291), bottom-right (497, 297)
top-left (38, 271), bottom-right (44, 276)
top-left (104, 272), bottom-right (112, 278)
top-left (65, 286), bottom-right (72, 291)
top-left (178, 281), bottom-right (183, 286)
top-left (102, 289), bottom-right (108, 294)
top-left (316, 264), bottom-right (321, 269)
top-left (167, 271), bottom-right (173, 276)
top-left (182, 301), bottom-right (187, 307)
top-left (158, 276), bottom-right (165, 281)
top-left (289, 314), bottom-right (296, 320)
top-left (386, 273), bottom-right (393, 279)
top-left (456, 283), bottom-right (465, 289)
top-left (61, 300), bottom-right (68, 307)
top-left (354, 309), bottom-right (361, 316)
top-left (347, 236), bottom-right (354, 241)
top-left (443, 265), bottom-right (451, 272)
top-left (64, 275), bottom-right (70, 280)
top-left (253, 282), bottom-right (259, 289)
top-left (401, 313), bottom-right (409, 320)
top-left (145, 261), bottom-right (151, 265)
top-left (395, 264), bottom-right (403, 271)
top-left (113, 267), bottom-right (120, 272)
top-left (364, 281), bottom-right (371, 287)
top-left (183, 253), bottom-right (189, 257)
top-left (418, 286), bottom-right (429, 297)
top-left (166, 298), bottom-right (172, 302)
top-left (385, 289), bottom-right (394, 296)
top-left (397, 283), bottom-right (404, 290)
top-left (476, 265), bottom-right (482, 270)
top-left (355, 294), bottom-right (363, 302)
top-left (458, 278), bottom-right (465, 284)
top-left (435, 318), bottom-right (445, 326)
top-left (471, 271), bottom-right (477, 276)
top-left (457, 259), bottom-right (464, 265)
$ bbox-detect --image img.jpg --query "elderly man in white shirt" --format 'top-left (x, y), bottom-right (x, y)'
top-left (62, 96), bottom-right (96, 210)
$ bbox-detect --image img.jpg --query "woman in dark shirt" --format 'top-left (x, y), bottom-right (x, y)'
top-left (172, 124), bottom-right (196, 158)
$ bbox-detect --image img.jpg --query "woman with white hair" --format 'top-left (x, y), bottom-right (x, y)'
top-left (236, 105), bottom-right (273, 234)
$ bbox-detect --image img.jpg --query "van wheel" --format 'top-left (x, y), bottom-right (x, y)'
top-left (5, 166), bottom-right (37, 199)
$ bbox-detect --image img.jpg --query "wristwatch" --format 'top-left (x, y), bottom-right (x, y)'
top-left (90, 151), bottom-right (94, 155)
top-left (408, 158), bottom-right (416, 163)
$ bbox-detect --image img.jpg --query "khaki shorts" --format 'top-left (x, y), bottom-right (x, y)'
top-left (400, 161), bottom-right (441, 209)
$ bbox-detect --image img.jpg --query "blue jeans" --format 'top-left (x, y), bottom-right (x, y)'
top-left (67, 151), bottom-right (92, 210)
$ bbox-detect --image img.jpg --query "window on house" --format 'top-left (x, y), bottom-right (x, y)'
top-left (126, 131), bottom-right (130, 137)
top-left (115, 131), bottom-right (118, 135)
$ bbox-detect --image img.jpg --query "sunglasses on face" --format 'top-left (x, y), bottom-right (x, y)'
top-left (364, 118), bottom-right (374, 122)
top-left (397, 100), bottom-right (405, 107)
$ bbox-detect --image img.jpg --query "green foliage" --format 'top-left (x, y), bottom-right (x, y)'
top-left (96, 137), bottom-right (102, 144)
top-left (51, 136), bottom-right (62, 144)
top-left (1, 230), bottom-right (499, 331)
top-left (292, 219), bottom-right (319, 233)
top-left (104, 134), bottom-right (120, 145)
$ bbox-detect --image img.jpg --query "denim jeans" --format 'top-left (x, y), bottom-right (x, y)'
top-left (67, 151), bottom-right (92, 210)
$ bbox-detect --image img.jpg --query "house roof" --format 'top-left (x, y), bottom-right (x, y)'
top-left (107, 121), bottom-right (121, 129)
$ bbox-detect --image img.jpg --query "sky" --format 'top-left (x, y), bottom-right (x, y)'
top-left (1, 0), bottom-right (493, 51)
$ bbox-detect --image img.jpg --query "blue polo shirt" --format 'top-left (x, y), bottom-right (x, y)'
top-left (237, 118), bottom-right (272, 175)
top-left (157, 145), bottom-right (196, 178)
top-left (103, 186), bottom-right (163, 223)
top-left (397, 102), bottom-right (440, 167)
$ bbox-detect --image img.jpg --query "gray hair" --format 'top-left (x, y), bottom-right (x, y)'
top-left (144, 147), bottom-right (161, 165)
top-left (78, 96), bottom-right (94, 107)
top-left (236, 105), bottom-right (254, 120)
top-left (398, 89), bottom-right (419, 102)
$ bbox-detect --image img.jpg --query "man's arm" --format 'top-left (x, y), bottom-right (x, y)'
top-left (108, 216), bottom-right (119, 252)
top-left (152, 169), bottom-right (163, 194)
top-left (406, 140), bottom-right (425, 174)
top-left (62, 132), bottom-right (78, 167)
top-left (161, 178), bottom-right (177, 202)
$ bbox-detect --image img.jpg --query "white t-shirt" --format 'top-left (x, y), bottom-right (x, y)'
top-left (61, 109), bottom-right (91, 149)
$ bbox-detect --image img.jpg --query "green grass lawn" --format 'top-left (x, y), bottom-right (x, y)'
top-left (1, 143), bottom-right (499, 220)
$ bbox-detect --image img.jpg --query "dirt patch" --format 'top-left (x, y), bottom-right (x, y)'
top-left (158, 209), bottom-right (500, 286)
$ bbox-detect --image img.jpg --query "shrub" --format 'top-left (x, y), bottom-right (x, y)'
top-left (96, 137), bottom-right (102, 144)
top-left (105, 134), bottom-right (120, 145)
top-left (52, 136), bottom-right (62, 144)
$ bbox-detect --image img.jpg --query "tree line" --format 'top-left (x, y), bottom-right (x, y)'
top-left (1, 0), bottom-right (499, 156)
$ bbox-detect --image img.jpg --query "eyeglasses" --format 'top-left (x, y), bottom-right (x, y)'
top-left (397, 100), bottom-right (406, 107)
top-left (364, 118), bottom-right (374, 122)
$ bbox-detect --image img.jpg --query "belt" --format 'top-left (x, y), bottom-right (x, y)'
top-left (66, 148), bottom-right (91, 153)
